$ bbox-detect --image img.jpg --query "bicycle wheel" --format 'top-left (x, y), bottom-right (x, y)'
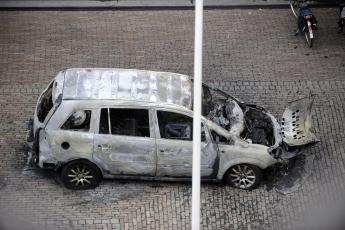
top-left (305, 31), bottom-right (313, 47)
top-left (290, 0), bottom-right (299, 18)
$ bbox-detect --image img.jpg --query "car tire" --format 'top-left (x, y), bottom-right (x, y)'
top-left (61, 160), bottom-right (102, 190)
top-left (224, 164), bottom-right (262, 190)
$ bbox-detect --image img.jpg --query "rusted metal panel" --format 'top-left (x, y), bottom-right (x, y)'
top-left (281, 96), bottom-right (319, 146)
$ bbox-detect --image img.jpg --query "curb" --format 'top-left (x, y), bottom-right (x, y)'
top-left (0, 0), bottom-right (342, 9)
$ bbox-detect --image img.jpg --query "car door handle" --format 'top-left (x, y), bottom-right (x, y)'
top-left (97, 144), bottom-right (111, 151)
top-left (160, 150), bottom-right (165, 153)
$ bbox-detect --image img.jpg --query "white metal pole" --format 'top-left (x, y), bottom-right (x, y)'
top-left (192, 0), bottom-right (203, 229)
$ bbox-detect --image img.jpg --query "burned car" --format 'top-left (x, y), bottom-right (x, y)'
top-left (26, 68), bottom-right (319, 190)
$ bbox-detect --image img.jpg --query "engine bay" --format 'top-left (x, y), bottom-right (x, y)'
top-left (202, 84), bottom-right (276, 148)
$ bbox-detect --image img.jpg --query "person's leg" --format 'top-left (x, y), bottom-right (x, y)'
top-left (339, 18), bottom-right (344, 33)
top-left (296, 15), bottom-right (303, 35)
top-left (338, 5), bottom-right (344, 33)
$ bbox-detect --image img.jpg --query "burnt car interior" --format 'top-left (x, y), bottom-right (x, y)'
top-left (157, 111), bottom-right (207, 141)
top-left (61, 110), bottom-right (91, 131)
top-left (99, 108), bottom-right (150, 137)
top-left (157, 111), bottom-right (193, 140)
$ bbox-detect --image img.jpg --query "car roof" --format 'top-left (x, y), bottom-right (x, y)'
top-left (61, 99), bottom-right (195, 115)
top-left (59, 68), bottom-right (193, 110)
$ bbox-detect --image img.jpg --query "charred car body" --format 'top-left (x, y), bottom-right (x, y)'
top-left (26, 68), bottom-right (319, 190)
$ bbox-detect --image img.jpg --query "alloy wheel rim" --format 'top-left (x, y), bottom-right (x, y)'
top-left (230, 165), bottom-right (256, 189)
top-left (68, 166), bottom-right (93, 187)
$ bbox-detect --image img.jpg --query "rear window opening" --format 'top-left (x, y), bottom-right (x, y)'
top-left (61, 110), bottom-right (91, 132)
top-left (37, 82), bottom-right (54, 123)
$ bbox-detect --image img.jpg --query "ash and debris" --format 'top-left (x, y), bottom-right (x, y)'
top-left (265, 153), bottom-right (315, 194)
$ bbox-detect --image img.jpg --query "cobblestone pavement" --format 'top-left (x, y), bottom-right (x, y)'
top-left (0, 8), bottom-right (345, 230)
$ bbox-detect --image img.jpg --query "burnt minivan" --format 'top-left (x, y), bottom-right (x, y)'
top-left (27, 68), bottom-right (319, 190)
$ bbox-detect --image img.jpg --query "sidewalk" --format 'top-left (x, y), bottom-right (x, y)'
top-left (0, 0), bottom-right (341, 9)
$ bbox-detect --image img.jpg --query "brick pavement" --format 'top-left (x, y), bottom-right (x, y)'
top-left (0, 8), bottom-right (345, 230)
top-left (0, 0), bottom-right (342, 8)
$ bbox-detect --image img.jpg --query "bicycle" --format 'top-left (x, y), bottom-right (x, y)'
top-left (289, 0), bottom-right (317, 47)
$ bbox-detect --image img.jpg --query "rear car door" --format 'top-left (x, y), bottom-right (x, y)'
top-left (49, 109), bottom-right (94, 164)
top-left (155, 110), bottom-right (218, 177)
top-left (93, 107), bottom-right (156, 176)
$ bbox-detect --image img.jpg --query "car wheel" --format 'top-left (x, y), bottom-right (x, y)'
top-left (61, 160), bottom-right (102, 190)
top-left (224, 164), bottom-right (262, 190)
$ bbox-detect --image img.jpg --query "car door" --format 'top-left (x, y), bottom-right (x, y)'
top-left (49, 109), bottom-right (94, 163)
top-left (93, 107), bottom-right (156, 176)
top-left (155, 109), bottom-right (218, 178)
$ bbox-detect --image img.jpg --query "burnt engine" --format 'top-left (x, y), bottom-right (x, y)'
top-left (240, 107), bottom-right (275, 146)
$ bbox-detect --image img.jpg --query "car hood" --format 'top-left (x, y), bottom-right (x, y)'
top-left (280, 96), bottom-right (319, 146)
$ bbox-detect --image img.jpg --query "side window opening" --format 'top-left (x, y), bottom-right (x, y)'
top-left (61, 110), bottom-right (91, 132)
top-left (99, 108), bottom-right (109, 134)
top-left (158, 111), bottom-right (193, 140)
top-left (99, 108), bottom-right (150, 137)
top-left (157, 111), bottom-right (206, 142)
